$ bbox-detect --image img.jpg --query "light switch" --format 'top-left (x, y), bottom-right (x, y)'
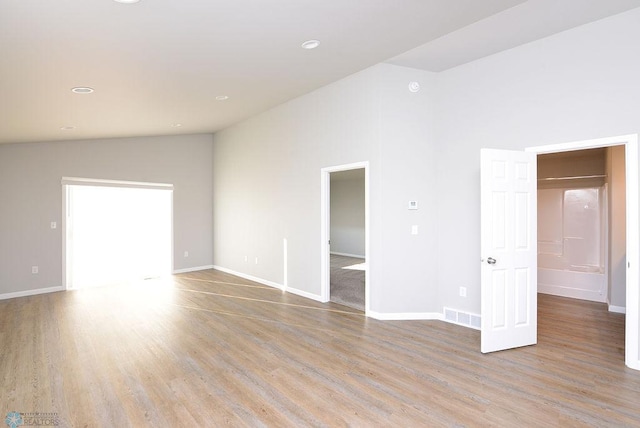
top-left (50, 221), bottom-right (57, 229)
top-left (411, 225), bottom-right (418, 235)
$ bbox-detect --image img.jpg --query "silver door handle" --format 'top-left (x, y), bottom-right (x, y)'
top-left (487, 257), bottom-right (497, 265)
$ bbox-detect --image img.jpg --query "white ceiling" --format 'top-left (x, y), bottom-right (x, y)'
top-left (1, 0), bottom-right (639, 145)
top-left (387, 0), bottom-right (640, 71)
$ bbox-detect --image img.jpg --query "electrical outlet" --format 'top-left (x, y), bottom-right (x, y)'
top-left (50, 221), bottom-right (57, 229)
top-left (411, 225), bottom-right (418, 235)
top-left (459, 286), bottom-right (467, 297)
top-left (32, 266), bottom-right (39, 274)
top-left (184, 251), bottom-right (189, 258)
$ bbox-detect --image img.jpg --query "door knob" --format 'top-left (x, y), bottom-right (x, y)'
top-left (487, 257), bottom-right (497, 265)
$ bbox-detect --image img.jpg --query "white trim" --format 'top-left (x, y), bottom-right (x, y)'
top-left (211, 265), bottom-right (322, 301)
top-left (321, 161), bottom-right (370, 314)
top-left (525, 134), bottom-right (636, 155)
top-left (212, 265), bottom-right (284, 290)
top-left (609, 305), bottom-right (627, 314)
top-left (538, 285), bottom-right (606, 303)
top-left (285, 286), bottom-right (323, 302)
top-left (172, 265), bottom-right (215, 274)
top-left (0, 286), bottom-right (64, 301)
top-left (442, 318), bottom-right (481, 331)
top-left (528, 134), bottom-right (640, 371)
top-left (368, 311), bottom-right (444, 321)
top-left (61, 176), bottom-right (173, 190)
top-left (283, 238), bottom-right (288, 290)
top-left (330, 251), bottom-right (366, 259)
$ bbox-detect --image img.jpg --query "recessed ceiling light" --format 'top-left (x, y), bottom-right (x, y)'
top-left (215, 95), bottom-right (229, 101)
top-left (301, 40), bottom-right (320, 50)
top-left (60, 126), bottom-right (75, 131)
top-left (71, 87), bottom-right (94, 94)
top-left (114, 0), bottom-right (140, 3)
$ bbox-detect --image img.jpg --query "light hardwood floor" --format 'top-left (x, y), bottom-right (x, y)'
top-left (1, 269), bottom-right (639, 427)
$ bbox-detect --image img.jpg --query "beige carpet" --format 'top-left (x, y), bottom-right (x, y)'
top-left (330, 254), bottom-right (365, 311)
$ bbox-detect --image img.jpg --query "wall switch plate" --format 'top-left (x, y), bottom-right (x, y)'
top-left (32, 266), bottom-right (39, 274)
top-left (408, 201), bottom-right (418, 210)
top-left (50, 221), bottom-right (57, 229)
top-left (459, 287), bottom-right (467, 297)
top-left (184, 251), bottom-right (189, 258)
top-left (244, 255), bottom-right (248, 262)
top-left (255, 257), bottom-right (259, 264)
top-left (411, 225), bottom-right (418, 235)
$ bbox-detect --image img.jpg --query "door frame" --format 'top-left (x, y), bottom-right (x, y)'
top-left (320, 162), bottom-right (370, 315)
top-left (526, 134), bottom-right (639, 370)
top-left (62, 177), bottom-right (174, 290)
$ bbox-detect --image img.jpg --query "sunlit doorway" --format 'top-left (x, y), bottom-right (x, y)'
top-left (64, 179), bottom-right (173, 289)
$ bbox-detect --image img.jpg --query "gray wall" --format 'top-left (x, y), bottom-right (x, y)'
top-left (330, 171), bottom-right (365, 257)
top-left (213, 63), bottom-right (439, 314)
top-left (435, 7), bottom-right (640, 314)
top-left (0, 134), bottom-right (213, 295)
top-left (214, 7), bottom-right (640, 317)
top-left (6, 6), bottom-right (639, 320)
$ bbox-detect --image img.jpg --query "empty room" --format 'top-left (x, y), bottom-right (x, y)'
top-left (2, 1), bottom-right (640, 426)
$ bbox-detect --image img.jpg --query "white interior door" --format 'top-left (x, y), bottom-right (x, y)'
top-left (481, 149), bottom-right (537, 353)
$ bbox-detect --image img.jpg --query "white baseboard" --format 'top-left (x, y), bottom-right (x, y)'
top-left (538, 284), bottom-right (606, 303)
top-left (626, 359), bottom-right (640, 371)
top-left (172, 265), bottom-right (215, 274)
top-left (0, 286), bottom-right (65, 301)
top-left (284, 286), bottom-right (323, 302)
top-left (609, 305), bottom-right (626, 314)
top-left (330, 251), bottom-right (365, 259)
top-left (368, 311), bottom-right (443, 321)
top-left (212, 265), bottom-right (284, 290)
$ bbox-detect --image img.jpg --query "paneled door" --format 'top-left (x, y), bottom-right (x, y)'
top-left (480, 149), bottom-right (537, 353)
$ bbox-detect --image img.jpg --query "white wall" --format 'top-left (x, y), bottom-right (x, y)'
top-left (213, 63), bottom-right (440, 314)
top-left (435, 7), bottom-right (640, 313)
top-left (330, 173), bottom-right (365, 257)
top-left (0, 134), bottom-right (213, 296)
top-left (213, 8), bottom-right (640, 317)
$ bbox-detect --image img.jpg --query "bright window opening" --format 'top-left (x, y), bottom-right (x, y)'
top-left (66, 184), bottom-right (172, 289)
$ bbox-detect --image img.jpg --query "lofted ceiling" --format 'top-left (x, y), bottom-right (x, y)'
top-left (1, 0), bottom-right (639, 145)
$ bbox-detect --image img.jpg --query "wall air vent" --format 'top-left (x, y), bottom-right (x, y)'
top-left (443, 307), bottom-right (481, 330)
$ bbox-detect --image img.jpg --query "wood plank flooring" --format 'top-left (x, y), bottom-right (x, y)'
top-left (1, 269), bottom-right (639, 427)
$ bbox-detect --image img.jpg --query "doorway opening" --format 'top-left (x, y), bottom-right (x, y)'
top-left (527, 134), bottom-right (639, 370)
top-left (329, 169), bottom-right (366, 311)
top-left (321, 162), bottom-right (369, 314)
top-left (536, 147), bottom-right (626, 362)
top-left (536, 147), bottom-right (623, 305)
top-left (63, 178), bottom-right (173, 290)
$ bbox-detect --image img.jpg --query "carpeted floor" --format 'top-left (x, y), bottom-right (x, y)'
top-left (330, 254), bottom-right (365, 311)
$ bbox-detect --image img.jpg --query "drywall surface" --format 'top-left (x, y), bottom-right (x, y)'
top-left (213, 63), bottom-right (439, 314)
top-left (435, 7), bottom-right (640, 313)
top-left (330, 172), bottom-right (365, 257)
top-left (0, 134), bottom-right (213, 295)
